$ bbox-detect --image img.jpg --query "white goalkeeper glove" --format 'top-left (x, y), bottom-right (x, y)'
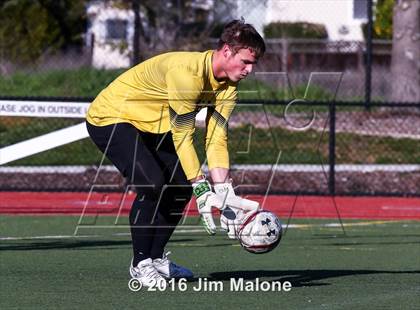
top-left (192, 179), bottom-right (224, 235)
top-left (214, 181), bottom-right (260, 239)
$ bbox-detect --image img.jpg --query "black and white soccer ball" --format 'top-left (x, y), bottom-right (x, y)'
top-left (237, 210), bottom-right (283, 254)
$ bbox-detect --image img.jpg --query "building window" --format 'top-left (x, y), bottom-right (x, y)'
top-left (353, 0), bottom-right (368, 19)
top-left (106, 19), bottom-right (127, 40)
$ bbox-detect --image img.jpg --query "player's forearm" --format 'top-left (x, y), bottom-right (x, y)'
top-left (171, 127), bottom-right (204, 181)
top-left (206, 141), bottom-right (230, 183)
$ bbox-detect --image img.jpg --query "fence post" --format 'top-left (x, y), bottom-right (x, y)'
top-left (365, 0), bottom-right (373, 110)
top-left (281, 39), bottom-right (288, 71)
top-left (329, 101), bottom-right (336, 196)
top-left (132, 0), bottom-right (141, 66)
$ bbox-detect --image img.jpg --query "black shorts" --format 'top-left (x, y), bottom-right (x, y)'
top-left (86, 121), bottom-right (191, 197)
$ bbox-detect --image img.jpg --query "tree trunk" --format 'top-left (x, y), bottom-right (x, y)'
top-left (390, 0), bottom-right (420, 102)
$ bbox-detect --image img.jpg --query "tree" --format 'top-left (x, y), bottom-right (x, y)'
top-left (373, 0), bottom-right (393, 39)
top-left (0, 0), bottom-right (87, 64)
top-left (126, 0), bottom-right (221, 63)
top-left (390, 0), bottom-right (420, 102)
top-left (105, 0), bottom-right (216, 64)
top-left (362, 0), bottom-right (393, 39)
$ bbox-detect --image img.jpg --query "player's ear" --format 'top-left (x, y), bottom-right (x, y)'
top-left (222, 44), bottom-right (232, 59)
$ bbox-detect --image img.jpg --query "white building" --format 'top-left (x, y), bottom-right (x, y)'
top-left (86, 1), bottom-right (134, 69)
top-left (86, 0), bottom-right (215, 69)
top-left (86, 0), bottom-right (370, 69)
top-left (234, 0), bottom-right (369, 41)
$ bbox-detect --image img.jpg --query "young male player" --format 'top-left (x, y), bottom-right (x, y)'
top-left (86, 19), bottom-right (265, 287)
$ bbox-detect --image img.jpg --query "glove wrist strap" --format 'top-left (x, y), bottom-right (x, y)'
top-left (192, 179), bottom-right (211, 198)
top-left (214, 180), bottom-right (235, 196)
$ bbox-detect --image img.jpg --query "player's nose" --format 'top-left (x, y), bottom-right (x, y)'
top-left (245, 64), bottom-right (253, 74)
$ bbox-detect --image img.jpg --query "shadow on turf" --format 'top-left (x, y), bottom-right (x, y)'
top-left (301, 234), bottom-right (420, 246)
top-left (309, 234), bottom-right (420, 246)
top-left (310, 234), bottom-right (420, 240)
top-left (328, 241), bottom-right (420, 246)
top-left (0, 238), bottom-right (196, 251)
top-left (206, 269), bottom-right (420, 287)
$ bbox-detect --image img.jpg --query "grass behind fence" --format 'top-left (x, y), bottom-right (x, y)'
top-left (4, 122), bottom-right (418, 166)
top-left (0, 67), bottom-right (339, 102)
top-left (0, 68), bottom-right (124, 98)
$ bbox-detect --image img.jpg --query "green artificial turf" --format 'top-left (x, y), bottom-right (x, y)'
top-left (1, 216), bottom-right (419, 309)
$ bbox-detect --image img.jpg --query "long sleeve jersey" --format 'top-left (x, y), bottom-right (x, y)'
top-left (86, 50), bottom-right (237, 180)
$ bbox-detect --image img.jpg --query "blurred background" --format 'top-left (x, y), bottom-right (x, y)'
top-left (0, 0), bottom-right (419, 196)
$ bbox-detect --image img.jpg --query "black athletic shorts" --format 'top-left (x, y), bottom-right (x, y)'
top-left (86, 121), bottom-right (191, 196)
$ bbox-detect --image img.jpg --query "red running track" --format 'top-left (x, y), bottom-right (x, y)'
top-left (1, 192), bottom-right (419, 220)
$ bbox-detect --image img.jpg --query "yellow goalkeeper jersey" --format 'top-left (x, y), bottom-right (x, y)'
top-left (86, 50), bottom-right (237, 180)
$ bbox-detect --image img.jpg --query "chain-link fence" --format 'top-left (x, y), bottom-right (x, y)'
top-left (0, 0), bottom-right (419, 196)
top-left (1, 101), bottom-right (418, 196)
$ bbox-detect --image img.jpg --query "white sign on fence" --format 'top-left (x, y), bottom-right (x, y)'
top-left (0, 100), bottom-right (89, 118)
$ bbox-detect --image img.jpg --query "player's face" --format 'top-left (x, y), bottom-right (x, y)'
top-left (224, 47), bottom-right (257, 82)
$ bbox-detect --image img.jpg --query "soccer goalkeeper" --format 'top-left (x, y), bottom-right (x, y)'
top-left (86, 19), bottom-right (265, 287)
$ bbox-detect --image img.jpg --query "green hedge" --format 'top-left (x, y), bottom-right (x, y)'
top-left (264, 22), bottom-right (328, 39)
top-left (0, 67), bottom-right (124, 98)
top-left (0, 68), bottom-right (336, 101)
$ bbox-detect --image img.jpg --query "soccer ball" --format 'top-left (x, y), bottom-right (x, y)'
top-left (237, 210), bottom-right (282, 254)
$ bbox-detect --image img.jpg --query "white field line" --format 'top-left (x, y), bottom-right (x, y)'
top-left (0, 164), bottom-right (419, 173)
top-left (382, 206), bottom-right (420, 210)
top-left (0, 165), bottom-right (117, 173)
top-left (0, 221), bottom-right (400, 241)
top-left (335, 129), bottom-right (420, 140)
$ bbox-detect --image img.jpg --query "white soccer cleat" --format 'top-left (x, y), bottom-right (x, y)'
top-left (129, 258), bottom-right (167, 288)
top-left (153, 251), bottom-right (194, 279)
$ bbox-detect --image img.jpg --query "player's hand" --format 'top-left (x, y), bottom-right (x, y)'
top-left (192, 179), bottom-right (224, 235)
top-left (214, 181), bottom-right (260, 239)
top-left (219, 207), bottom-right (247, 239)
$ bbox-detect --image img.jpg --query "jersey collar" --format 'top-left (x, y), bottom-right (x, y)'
top-left (207, 50), bottom-right (227, 90)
